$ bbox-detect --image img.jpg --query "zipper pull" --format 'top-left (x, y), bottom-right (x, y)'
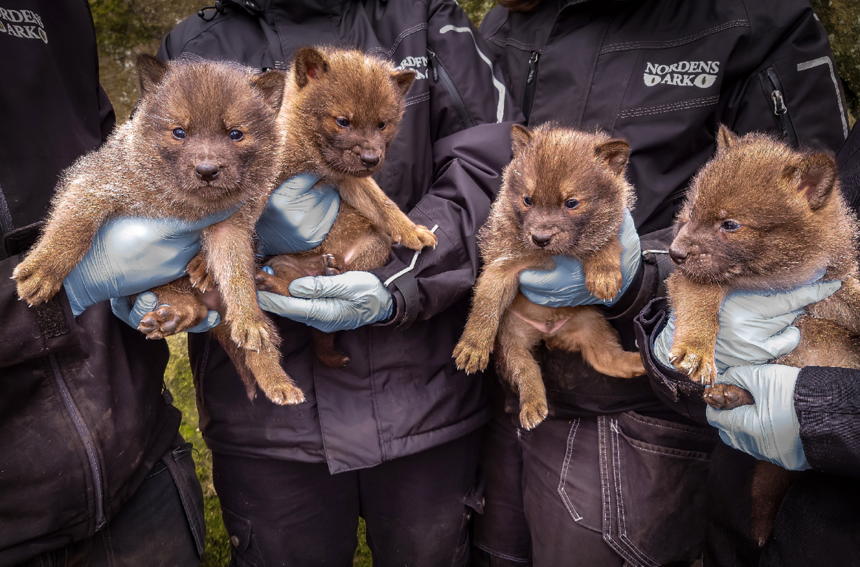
top-left (427, 50), bottom-right (439, 82)
top-left (527, 52), bottom-right (540, 84)
top-left (772, 90), bottom-right (787, 116)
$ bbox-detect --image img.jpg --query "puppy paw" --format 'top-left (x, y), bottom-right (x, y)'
top-left (255, 269), bottom-right (291, 296)
top-left (394, 224), bottom-right (438, 251)
top-left (260, 380), bottom-right (306, 406)
top-left (704, 383), bottom-right (754, 410)
top-left (519, 398), bottom-right (548, 430)
top-left (12, 258), bottom-right (65, 306)
top-left (138, 302), bottom-right (207, 340)
top-left (187, 254), bottom-right (214, 292)
top-left (669, 343), bottom-right (716, 385)
top-left (585, 267), bottom-right (623, 302)
top-left (453, 339), bottom-right (491, 374)
top-left (614, 352), bottom-right (646, 378)
top-left (229, 317), bottom-right (270, 351)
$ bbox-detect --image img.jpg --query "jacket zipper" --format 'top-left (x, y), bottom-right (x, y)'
top-left (523, 51), bottom-right (540, 123)
top-left (427, 48), bottom-right (474, 129)
top-left (760, 66), bottom-right (798, 147)
top-left (50, 354), bottom-right (106, 529)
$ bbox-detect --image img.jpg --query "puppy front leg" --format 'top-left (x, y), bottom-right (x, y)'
top-left (666, 273), bottom-right (725, 384)
top-left (337, 177), bottom-right (437, 250)
top-left (581, 237), bottom-right (624, 302)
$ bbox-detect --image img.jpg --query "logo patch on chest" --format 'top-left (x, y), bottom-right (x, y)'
top-left (643, 61), bottom-right (719, 89)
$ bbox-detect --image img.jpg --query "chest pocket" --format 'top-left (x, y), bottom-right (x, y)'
top-left (594, 21), bottom-right (749, 128)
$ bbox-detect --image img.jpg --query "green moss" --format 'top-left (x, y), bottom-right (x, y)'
top-left (457, 0), bottom-right (496, 26)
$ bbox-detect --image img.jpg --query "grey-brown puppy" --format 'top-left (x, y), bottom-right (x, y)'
top-left (12, 54), bottom-right (304, 405)
top-left (454, 124), bottom-right (645, 430)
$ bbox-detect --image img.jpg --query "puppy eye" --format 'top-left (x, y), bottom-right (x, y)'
top-left (336, 117), bottom-right (350, 128)
top-left (229, 130), bottom-right (244, 141)
top-left (522, 196), bottom-right (532, 207)
top-left (378, 121), bottom-right (387, 130)
top-left (172, 127), bottom-right (186, 140)
top-left (721, 219), bottom-right (741, 232)
top-left (565, 199), bottom-right (580, 210)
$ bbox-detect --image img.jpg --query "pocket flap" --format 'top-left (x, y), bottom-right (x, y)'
top-left (221, 507), bottom-right (253, 552)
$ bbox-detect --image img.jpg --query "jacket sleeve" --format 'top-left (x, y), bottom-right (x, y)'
top-left (0, 254), bottom-right (81, 369)
top-left (370, 0), bottom-right (518, 327)
top-left (727, 0), bottom-right (848, 152)
top-left (795, 366), bottom-right (860, 477)
top-left (634, 297), bottom-right (710, 424)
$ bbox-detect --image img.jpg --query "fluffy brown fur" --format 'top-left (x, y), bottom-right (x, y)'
top-left (667, 125), bottom-right (860, 545)
top-left (453, 124), bottom-right (645, 430)
top-left (12, 54), bottom-right (306, 405)
top-left (141, 47), bottom-right (434, 392)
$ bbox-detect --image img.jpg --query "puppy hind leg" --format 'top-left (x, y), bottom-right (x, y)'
top-left (136, 277), bottom-right (209, 340)
top-left (497, 314), bottom-right (548, 430)
top-left (547, 308), bottom-right (644, 378)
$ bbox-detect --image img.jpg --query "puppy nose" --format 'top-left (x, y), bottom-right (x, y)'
top-left (360, 153), bottom-right (380, 168)
top-left (195, 163), bottom-right (220, 181)
top-left (531, 233), bottom-right (553, 247)
top-left (669, 246), bottom-right (690, 265)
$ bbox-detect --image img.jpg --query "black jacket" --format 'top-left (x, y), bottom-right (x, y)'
top-left (0, 2), bottom-right (181, 564)
top-left (159, 0), bottom-right (516, 473)
top-left (480, 0), bottom-right (849, 420)
top-left (635, 121), bottom-right (860, 565)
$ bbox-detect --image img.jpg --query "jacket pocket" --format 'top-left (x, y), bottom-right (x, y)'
top-left (222, 506), bottom-right (266, 567)
top-left (599, 412), bottom-right (717, 567)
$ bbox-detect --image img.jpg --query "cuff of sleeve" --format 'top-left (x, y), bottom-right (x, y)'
top-left (601, 259), bottom-right (651, 321)
top-left (795, 366), bottom-right (860, 476)
top-left (634, 297), bottom-right (709, 424)
top-left (371, 255), bottom-right (419, 330)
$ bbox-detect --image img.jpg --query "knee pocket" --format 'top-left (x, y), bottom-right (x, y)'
top-left (221, 506), bottom-right (266, 567)
top-left (558, 414), bottom-right (718, 567)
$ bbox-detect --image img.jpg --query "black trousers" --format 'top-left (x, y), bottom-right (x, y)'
top-left (213, 429), bottom-right (483, 567)
top-left (472, 405), bottom-right (717, 567)
top-left (17, 441), bottom-right (204, 567)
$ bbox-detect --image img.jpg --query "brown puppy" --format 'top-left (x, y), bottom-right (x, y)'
top-left (253, 46), bottom-right (428, 369)
top-left (11, 54), bottom-right (305, 405)
top-left (667, 125), bottom-right (860, 544)
top-left (453, 124), bottom-right (645, 430)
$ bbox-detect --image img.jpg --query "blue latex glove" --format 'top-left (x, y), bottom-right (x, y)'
top-left (63, 211), bottom-right (234, 317)
top-left (518, 208), bottom-right (640, 307)
top-left (653, 280), bottom-right (842, 372)
top-left (256, 173), bottom-right (340, 255)
top-left (706, 364), bottom-right (809, 470)
top-left (110, 291), bottom-right (220, 333)
top-left (257, 270), bottom-right (393, 332)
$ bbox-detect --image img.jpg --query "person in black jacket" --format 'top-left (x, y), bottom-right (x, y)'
top-left (473, 0), bottom-right (849, 565)
top-left (0, 2), bottom-right (205, 566)
top-left (150, 1), bottom-right (517, 564)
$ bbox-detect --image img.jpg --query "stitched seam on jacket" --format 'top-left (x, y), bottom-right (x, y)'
top-left (599, 20), bottom-right (749, 54)
top-left (599, 417), bottom-right (640, 566)
top-left (473, 543), bottom-right (530, 563)
top-left (557, 418), bottom-right (583, 522)
top-left (405, 92), bottom-right (430, 107)
top-left (367, 23), bottom-right (428, 59)
top-left (619, 95), bottom-right (719, 119)
top-left (487, 36), bottom-right (534, 50)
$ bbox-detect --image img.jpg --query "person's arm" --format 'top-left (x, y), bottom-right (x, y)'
top-left (795, 366), bottom-right (860, 477)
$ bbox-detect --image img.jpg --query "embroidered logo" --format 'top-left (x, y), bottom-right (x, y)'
top-left (643, 61), bottom-right (719, 89)
top-left (396, 56), bottom-right (429, 80)
top-left (0, 7), bottom-right (47, 43)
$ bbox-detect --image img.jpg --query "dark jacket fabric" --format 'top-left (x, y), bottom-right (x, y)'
top-left (0, 2), bottom-right (181, 564)
top-left (635, 121), bottom-right (860, 565)
top-left (159, 0), bottom-right (516, 473)
top-left (480, 0), bottom-right (849, 421)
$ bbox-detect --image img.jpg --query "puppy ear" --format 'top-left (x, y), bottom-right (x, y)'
top-left (390, 69), bottom-right (416, 98)
top-left (137, 53), bottom-right (169, 98)
top-left (250, 69), bottom-right (286, 111)
top-left (511, 124), bottom-right (532, 158)
top-left (789, 152), bottom-right (838, 210)
top-left (293, 47), bottom-right (329, 88)
top-left (594, 139), bottom-right (630, 176)
top-left (715, 124), bottom-right (739, 154)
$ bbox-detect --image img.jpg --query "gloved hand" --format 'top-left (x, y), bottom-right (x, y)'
top-left (256, 173), bottom-right (340, 255)
top-left (518, 208), bottom-right (640, 307)
top-left (110, 291), bottom-right (220, 333)
top-left (63, 211), bottom-right (235, 317)
top-left (257, 270), bottom-right (393, 332)
top-left (706, 364), bottom-right (809, 470)
top-left (653, 280), bottom-right (841, 372)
